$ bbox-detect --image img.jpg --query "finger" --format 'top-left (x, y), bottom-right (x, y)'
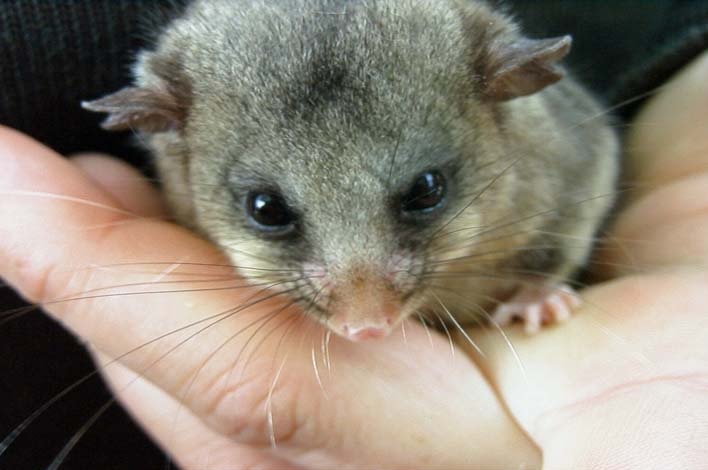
top-left (600, 173), bottom-right (708, 274)
top-left (98, 326), bottom-right (538, 469)
top-left (71, 153), bottom-right (167, 218)
top-left (624, 49), bottom-right (708, 198)
top-left (492, 53), bottom-right (708, 464)
top-left (0, 125), bottom-right (298, 430)
top-left (93, 350), bottom-right (304, 470)
top-left (463, 268), bottom-right (708, 468)
top-left (598, 50), bottom-right (708, 276)
top-left (0, 127), bottom-right (539, 468)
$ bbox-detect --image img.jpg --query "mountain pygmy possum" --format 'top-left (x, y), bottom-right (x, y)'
top-left (84, 0), bottom-right (619, 341)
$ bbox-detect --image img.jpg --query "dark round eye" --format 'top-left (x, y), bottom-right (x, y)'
top-left (401, 171), bottom-right (447, 214)
top-left (246, 191), bottom-right (295, 232)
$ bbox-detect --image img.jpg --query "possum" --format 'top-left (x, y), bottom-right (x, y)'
top-left (84, 0), bottom-right (619, 341)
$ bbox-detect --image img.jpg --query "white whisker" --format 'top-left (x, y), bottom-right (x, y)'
top-left (433, 293), bottom-right (485, 358)
top-left (266, 355), bottom-right (289, 449)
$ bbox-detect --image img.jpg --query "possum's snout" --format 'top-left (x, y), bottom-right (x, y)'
top-left (329, 292), bottom-right (400, 341)
top-left (306, 261), bottom-right (411, 341)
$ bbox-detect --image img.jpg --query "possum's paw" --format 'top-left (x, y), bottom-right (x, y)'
top-left (491, 283), bottom-right (581, 334)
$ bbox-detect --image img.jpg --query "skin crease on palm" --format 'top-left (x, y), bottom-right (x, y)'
top-left (0, 46), bottom-right (707, 470)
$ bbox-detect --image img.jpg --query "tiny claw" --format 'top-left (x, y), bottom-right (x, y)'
top-left (523, 304), bottom-right (542, 335)
top-left (492, 283), bottom-right (581, 334)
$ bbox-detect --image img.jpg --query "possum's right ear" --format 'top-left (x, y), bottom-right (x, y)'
top-left (484, 35), bottom-right (572, 102)
top-left (82, 86), bottom-right (184, 133)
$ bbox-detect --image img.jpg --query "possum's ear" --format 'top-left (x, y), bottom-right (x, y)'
top-left (484, 35), bottom-right (572, 101)
top-left (82, 86), bottom-right (183, 133)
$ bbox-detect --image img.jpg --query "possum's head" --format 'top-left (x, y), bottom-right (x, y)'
top-left (84, 0), bottom-right (570, 341)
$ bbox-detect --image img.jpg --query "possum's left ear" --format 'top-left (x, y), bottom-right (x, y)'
top-left (82, 86), bottom-right (184, 133)
top-left (484, 35), bottom-right (572, 102)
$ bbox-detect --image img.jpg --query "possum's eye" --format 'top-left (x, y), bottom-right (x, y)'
top-left (246, 191), bottom-right (295, 233)
top-left (401, 171), bottom-right (447, 215)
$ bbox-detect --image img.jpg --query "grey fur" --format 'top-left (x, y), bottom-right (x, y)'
top-left (85, 0), bottom-right (619, 333)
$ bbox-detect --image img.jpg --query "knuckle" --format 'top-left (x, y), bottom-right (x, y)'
top-left (11, 253), bottom-right (57, 305)
top-left (5, 217), bottom-right (127, 319)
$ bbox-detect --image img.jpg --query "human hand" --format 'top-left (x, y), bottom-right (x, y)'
top-left (460, 50), bottom-right (708, 468)
top-left (0, 138), bottom-right (538, 466)
top-left (2, 49), bottom-right (707, 470)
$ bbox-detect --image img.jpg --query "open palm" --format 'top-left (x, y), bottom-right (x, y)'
top-left (1, 52), bottom-right (707, 469)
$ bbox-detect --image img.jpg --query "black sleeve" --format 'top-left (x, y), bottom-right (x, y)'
top-left (1, 0), bottom-right (706, 158)
top-left (0, 0), bottom-right (188, 166)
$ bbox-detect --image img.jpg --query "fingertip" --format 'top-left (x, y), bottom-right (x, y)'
top-left (71, 153), bottom-right (168, 218)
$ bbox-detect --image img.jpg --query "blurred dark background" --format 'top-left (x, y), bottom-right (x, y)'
top-left (0, 1), bottom-right (706, 468)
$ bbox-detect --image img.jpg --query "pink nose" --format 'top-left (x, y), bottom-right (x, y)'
top-left (342, 324), bottom-right (390, 342)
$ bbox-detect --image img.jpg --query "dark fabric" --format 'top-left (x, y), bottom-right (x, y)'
top-left (0, 1), bottom-right (706, 469)
top-left (0, 0), bottom-right (189, 167)
top-left (1, 1), bottom-right (707, 160)
top-left (510, 0), bottom-right (708, 117)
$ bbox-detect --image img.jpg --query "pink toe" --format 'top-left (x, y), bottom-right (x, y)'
top-left (524, 304), bottom-right (542, 334)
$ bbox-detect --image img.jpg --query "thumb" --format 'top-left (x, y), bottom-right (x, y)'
top-left (461, 49), bottom-right (708, 468)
